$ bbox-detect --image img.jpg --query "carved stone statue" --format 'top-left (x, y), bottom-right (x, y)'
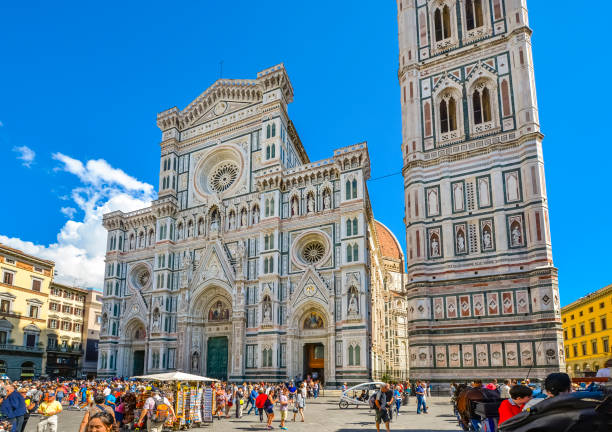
top-left (483, 229), bottom-right (492, 249)
top-left (307, 194), bottom-right (315, 213)
top-left (511, 225), bottom-right (521, 246)
top-left (229, 212), bottom-right (236, 230)
top-left (252, 209), bottom-right (259, 224)
top-left (291, 198), bottom-right (299, 216)
top-left (210, 211), bottom-right (220, 233)
top-left (431, 236), bottom-right (439, 256)
top-left (191, 352), bottom-right (199, 371)
top-left (188, 221), bottom-right (194, 237)
top-left (262, 300), bottom-right (271, 322)
top-left (457, 232), bottom-right (465, 252)
top-left (323, 190), bottom-right (331, 210)
top-left (152, 309), bottom-right (160, 332)
top-left (241, 209), bottom-right (247, 227)
top-left (348, 291), bottom-right (359, 315)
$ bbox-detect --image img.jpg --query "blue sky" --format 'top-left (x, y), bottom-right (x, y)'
top-left (0, 1), bottom-right (608, 305)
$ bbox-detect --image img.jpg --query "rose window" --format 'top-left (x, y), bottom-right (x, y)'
top-left (138, 271), bottom-right (150, 287)
top-left (302, 241), bottom-right (325, 264)
top-left (209, 162), bottom-right (239, 193)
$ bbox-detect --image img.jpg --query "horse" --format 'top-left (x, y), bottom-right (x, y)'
top-left (455, 386), bottom-right (501, 431)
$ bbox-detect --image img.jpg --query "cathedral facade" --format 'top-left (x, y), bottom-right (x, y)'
top-left (397, 0), bottom-right (563, 379)
top-left (98, 65), bottom-right (406, 384)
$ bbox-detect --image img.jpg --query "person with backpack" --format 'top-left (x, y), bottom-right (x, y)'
top-left (246, 385), bottom-right (258, 415)
top-left (373, 383), bottom-right (390, 432)
top-left (137, 389), bottom-right (175, 432)
top-left (78, 393), bottom-right (117, 432)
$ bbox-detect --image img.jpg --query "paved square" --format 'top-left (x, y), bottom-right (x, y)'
top-left (24, 396), bottom-right (459, 432)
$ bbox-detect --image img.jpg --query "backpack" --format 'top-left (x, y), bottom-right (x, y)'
top-left (152, 398), bottom-right (170, 422)
top-left (369, 392), bottom-right (380, 410)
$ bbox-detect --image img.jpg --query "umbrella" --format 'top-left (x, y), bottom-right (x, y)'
top-left (130, 371), bottom-right (218, 382)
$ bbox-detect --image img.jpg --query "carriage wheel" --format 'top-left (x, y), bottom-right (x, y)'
top-left (339, 400), bottom-right (349, 409)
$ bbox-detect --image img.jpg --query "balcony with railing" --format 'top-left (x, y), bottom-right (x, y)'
top-left (0, 344), bottom-right (44, 354)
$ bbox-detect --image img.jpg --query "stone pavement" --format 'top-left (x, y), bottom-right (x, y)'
top-left (24, 396), bottom-right (459, 432)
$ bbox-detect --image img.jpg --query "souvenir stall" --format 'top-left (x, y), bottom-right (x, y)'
top-left (132, 372), bottom-right (217, 429)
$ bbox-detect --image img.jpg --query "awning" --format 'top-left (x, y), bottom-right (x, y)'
top-left (131, 371), bottom-right (218, 382)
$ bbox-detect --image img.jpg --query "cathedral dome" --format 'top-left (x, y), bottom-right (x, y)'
top-left (374, 220), bottom-right (403, 261)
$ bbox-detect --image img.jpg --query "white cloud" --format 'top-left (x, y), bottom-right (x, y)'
top-left (0, 154), bottom-right (156, 290)
top-left (13, 145), bottom-right (36, 167)
top-left (60, 207), bottom-right (77, 219)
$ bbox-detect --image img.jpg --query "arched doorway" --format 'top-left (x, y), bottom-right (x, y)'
top-left (21, 361), bottom-right (35, 378)
top-left (295, 307), bottom-right (329, 384)
top-left (206, 336), bottom-right (228, 380)
top-left (125, 320), bottom-right (146, 376)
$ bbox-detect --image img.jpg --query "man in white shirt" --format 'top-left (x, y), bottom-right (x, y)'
top-left (596, 359), bottom-right (612, 378)
top-left (499, 379), bottom-right (511, 399)
top-left (102, 387), bottom-right (111, 397)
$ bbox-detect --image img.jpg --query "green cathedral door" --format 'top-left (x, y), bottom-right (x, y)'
top-left (133, 350), bottom-right (145, 376)
top-left (206, 337), bottom-right (228, 380)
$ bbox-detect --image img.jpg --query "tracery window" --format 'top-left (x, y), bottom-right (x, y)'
top-left (473, 86), bottom-right (492, 124)
top-left (465, 0), bottom-right (484, 30)
top-left (209, 162), bottom-right (239, 193)
top-left (439, 96), bottom-right (457, 133)
top-left (434, 5), bottom-right (452, 42)
top-left (302, 241), bottom-right (325, 264)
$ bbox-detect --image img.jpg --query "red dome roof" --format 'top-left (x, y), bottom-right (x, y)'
top-left (374, 221), bottom-right (403, 260)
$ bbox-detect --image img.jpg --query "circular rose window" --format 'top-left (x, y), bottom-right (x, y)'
top-left (302, 241), bottom-right (325, 264)
top-left (209, 162), bottom-right (239, 193)
top-left (129, 264), bottom-right (151, 290)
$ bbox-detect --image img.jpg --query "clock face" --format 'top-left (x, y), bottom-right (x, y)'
top-left (304, 285), bottom-right (316, 297)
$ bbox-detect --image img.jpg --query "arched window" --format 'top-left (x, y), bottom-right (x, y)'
top-left (346, 219), bottom-right (352, 236)
top-left (473, 86), bottom-right (491, 124)
top-left (270, 144), bottom-right (276, 158)
top-left (353, 244), bottom-right (359, 262)
top-left (354, 345), bottom-right (361, 365)
top-left (345, 180), bottom-right (351, 200)
top-left (347, 244), bottom-right (353, 263)
top-left (266, 145), bottom-right (270, 159)
top-left (501, 80), bottom-right (511, 117)
top-left (265, 199), bottom-right (270, 217)
top-left (269, 198), bottom-right (274, 216)
top-left (271, 123), bottom-right (276, 137)
top-left (434, 5), bottom-right (452, 41)
top-left (440, 96), bottom-right (457, 133)
top-left (264, 257), bottom-right (269, 274)
top-left (118, 236), bottom-right (123, 251)
top-left (266, 124), bottom-right (271, 139)
top-left (466, 0), bottom-right (483, 30)
top-left (352, 218), bottom-right (358, 235)
top-left (348, 345), bottom-right (354, 365)
top-left (352, 179), bottom-right (357, 199)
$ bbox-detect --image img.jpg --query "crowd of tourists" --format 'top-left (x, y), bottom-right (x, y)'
top-left (0, 378), bottom-right (322, 432)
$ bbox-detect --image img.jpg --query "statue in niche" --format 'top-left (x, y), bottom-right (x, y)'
top-left (307, 194), bottom-right (315, 213)
top-left (101, 315), bottom-right (108, 333)
top-left (511, 223), bottom-right (522, 246)
top-left (252, 208), bottom-right (259, 224)
top-left (453, 184), bottom-right (464, 211)
top-left (129, 235), bottom-right (135, 250)
top-left (262, 297), bottom-right (272, 322)
top-left (152, 309), bottom-right (160, 332)
top-left (198, 219), bottom-right (204, 236)
top-left (191, 352), bottom-right (200, 371)
top-left (208, 300), bottom-right (230, 321)
top-left (188, 221), bottom-right (194, 237)
top-left (210, 210), bottom-right (220, 233)
top-left (303, 312), bottom-right (324, 329)
top-left (348, 288), bottom-right (359, 315)
top-left (229, 212), bottom-right (236, 230)
top-left (291, 197), bottom-right (299, 216)
top-left (456, 231), bottom-right (465, 253)
top-left (430, 235), bottom-right (440, 257)
top-left (241, 209), bottom-right (247, 227)
top-left (323, 189), bottom-right (331, 210)
top-left (482, 227), bottom-right (492, 249)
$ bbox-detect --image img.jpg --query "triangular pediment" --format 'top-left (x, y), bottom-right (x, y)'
top-left (191, 100), bottom-right (253, 128)
top-left (189, 241), bottom-right (235, 291)
top-left (291, 267), bottom-right (329, 308)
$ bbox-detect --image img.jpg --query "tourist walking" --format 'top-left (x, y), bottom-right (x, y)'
top-left (235, 385), bottom-right (244, 418)
top-left (415, 381), bottom-right (427, 414)
top-left (265, 389), bottom-right (277, 430)
top-left (292, 385), bottom-right (305, 422)
top-left (0, 384), bottom-right (27, 432)
top-left (36, 391), bottom-right (62, 432)
top-left (137, 389), bottom-right (175, 432)
top-left (255, 388), bottom-right (267, 423)
top-left (279, 387), bottom-right (289, 430)
top-left (373, 383), bottom-right (390, 432)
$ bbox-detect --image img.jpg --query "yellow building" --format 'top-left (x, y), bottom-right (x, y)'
top-left (562, 284), bottom-right (612, 377)
top-left (46, 281), bottom-right (89, 377)
top-left (0, 244), bottom-right (54, 379)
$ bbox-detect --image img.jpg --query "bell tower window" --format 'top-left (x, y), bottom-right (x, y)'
top-left (434, 5), bottom-right (452, 42)
top-left (473, 87), bottom-right (491, 125)
top-left (465, 0), bottom-right (484, 30)
top-left (439, 97), bottom-right (457, 133)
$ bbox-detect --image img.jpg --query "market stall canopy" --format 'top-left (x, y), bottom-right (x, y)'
top-left (131, 371), bottom-right (218, 382)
